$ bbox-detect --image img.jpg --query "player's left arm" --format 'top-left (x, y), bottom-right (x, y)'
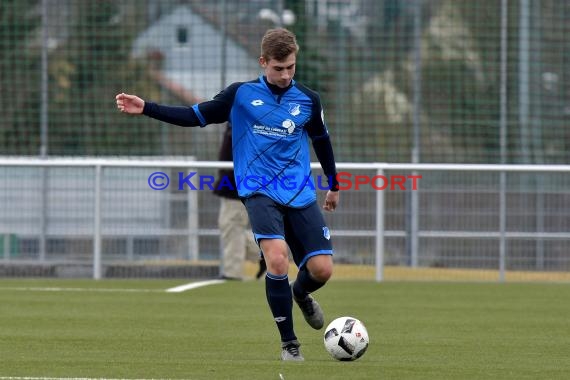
top-left (306, 100), bottom-right (340, 212)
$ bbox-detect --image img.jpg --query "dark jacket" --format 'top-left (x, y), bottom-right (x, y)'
top-left (213, 124), bottom-right (239, 199)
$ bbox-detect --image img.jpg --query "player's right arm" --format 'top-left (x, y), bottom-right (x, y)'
top-left (115, 83), bottom-right (242, 127)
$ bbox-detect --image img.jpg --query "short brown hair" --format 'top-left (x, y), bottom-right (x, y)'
top-left (260, 28), bottom-right (299, 61)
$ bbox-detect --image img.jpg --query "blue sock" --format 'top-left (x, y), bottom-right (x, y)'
top-left (293, 267), bottom-right (325, 299)
top-left (265, 272), bottom-right (296, 343)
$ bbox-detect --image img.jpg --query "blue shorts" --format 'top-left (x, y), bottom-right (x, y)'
top-left (243, 194), bottom-right (333, 269)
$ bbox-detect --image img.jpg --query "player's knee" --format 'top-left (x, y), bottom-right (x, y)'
top-left (311, 263), bottom-right (333, 282)
top-left (306, 255), bottom-right (333, 282)
top-left (265, 251), bottom-right (289, 275)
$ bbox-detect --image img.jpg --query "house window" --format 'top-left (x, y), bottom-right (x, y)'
top-left (177, 26), bottom-right (188, 44)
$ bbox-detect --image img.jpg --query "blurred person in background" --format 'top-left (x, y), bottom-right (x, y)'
top-left (214, 123), bottom-right (266, 281)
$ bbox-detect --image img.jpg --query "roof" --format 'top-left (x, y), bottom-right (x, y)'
top-left (132, 4), bottom-right (261, 102)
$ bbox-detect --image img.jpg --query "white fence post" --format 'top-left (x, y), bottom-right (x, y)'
top-left (499, 171), bottom-right (507, 282)
top-left (375, 167), bottom-right (385, 282)
top-left (187, 167), bottom-right (199, 261)
top-left (93, 164), bottom-right (102, 280)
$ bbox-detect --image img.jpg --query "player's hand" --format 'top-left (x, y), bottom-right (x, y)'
top-left (323, 190), bottom-right (339, 212)
top-left (115, 92), bottom-right (145, 114)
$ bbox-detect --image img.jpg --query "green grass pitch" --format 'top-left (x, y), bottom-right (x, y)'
top-left (0, 279), bottom-right (569, 380)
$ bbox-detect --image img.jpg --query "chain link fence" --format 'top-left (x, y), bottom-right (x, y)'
top-left (2, 0), bottom-right (569, 162)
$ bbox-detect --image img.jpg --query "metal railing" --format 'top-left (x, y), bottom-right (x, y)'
top-left (1, 157), bottom-right (570, 281)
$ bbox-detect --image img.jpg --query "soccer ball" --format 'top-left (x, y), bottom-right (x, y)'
top-left (323, 316), bottom-right (369, 361)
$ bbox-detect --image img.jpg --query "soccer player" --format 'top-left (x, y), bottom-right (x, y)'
top-left (116, 28), bottom-right (340, 361)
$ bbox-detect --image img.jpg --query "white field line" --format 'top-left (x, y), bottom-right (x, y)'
top-left (165, 279), bottom-right (226, 293)
top-left (0, 279), bottom-right (226, 294)
top-left (0, 287), bottom-right (162, 293)
top-left (0, 377), bottom-right (176, 380)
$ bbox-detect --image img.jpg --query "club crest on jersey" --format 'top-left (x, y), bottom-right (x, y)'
top-left (288, 103), bottom-right (301, 116)
top-left (282, 119), bottom-right (296, 134)
top-left (323, 227), bottom-right (331, 240)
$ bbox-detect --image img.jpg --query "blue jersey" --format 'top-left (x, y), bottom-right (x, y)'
top-left (143, 76), bottom-right (337, 207)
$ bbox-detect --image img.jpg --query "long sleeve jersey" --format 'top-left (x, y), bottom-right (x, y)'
top-left (143, 75), bottom-right (339, 207)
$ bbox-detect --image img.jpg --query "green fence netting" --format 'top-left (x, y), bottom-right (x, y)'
top-left (1, 0), bottom-right (569, 163)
